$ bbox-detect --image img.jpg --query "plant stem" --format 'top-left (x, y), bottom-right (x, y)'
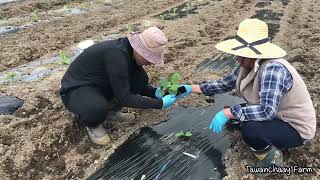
top-left (173, 8), bottom-right (178, 17)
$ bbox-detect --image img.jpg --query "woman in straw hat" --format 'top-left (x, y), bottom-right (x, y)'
top-left (179, 19), bottom-right (316, 173)
top-left (59, 27), bottom-right (177, 145)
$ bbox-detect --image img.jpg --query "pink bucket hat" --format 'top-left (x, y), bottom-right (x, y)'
top-left (127, 27), bottom-right (167, 67)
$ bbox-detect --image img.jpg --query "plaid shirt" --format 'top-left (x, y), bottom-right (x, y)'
top-left (200, 62), bottom-right (293, 121)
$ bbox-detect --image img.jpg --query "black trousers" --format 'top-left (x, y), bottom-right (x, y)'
top-left (239, 118), bottom-right (305, 151)
top-left (60, 86), bottom-right (120, 127)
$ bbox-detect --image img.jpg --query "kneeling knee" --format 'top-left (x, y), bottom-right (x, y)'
top-left (82, 106), bottom-right (108, 126)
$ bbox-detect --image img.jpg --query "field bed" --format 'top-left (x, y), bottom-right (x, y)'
top-left (0, 0), bottom-right (319, 179)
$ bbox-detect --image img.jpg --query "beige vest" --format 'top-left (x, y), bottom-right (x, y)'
top-left (236, 58), bottom-right (316, 140)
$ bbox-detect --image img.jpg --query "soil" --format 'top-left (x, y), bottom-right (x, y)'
top-left (0, 0), bottom-right (319, 179)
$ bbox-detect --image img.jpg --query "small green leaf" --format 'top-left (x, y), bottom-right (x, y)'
top-left (173, 8), bottom-right (178, 16)
top-left (0, 15), bottom-right (7, 21)
top-left (160, 77), bottom-right (171, 89)
top-left (186, 2), bottom-right (192, 12)
top-left (63, 5), bottom-right (68, 11)
top-left (126, 25), bottom-right (134, 32)
top-left (96, 0), bottom-right (106, 4)
top-left (143, 21), bottom-right (151, 27)
top-left (32, 10), bottom-right (39, 21)
top-left (175, 131), bottom-right (185, 137)
top-left (80, 2), bottom-right (92, 10)
top-left (160, 14), bottom-right (165, 21)
top-left (170, 72), bottom-right (181, 85)
top-left (185, 131), bottom-right (192, 137)
top-left (59, 50), bottom-right (71, 65)
top-left (168, 84), bottom-right (179, 94)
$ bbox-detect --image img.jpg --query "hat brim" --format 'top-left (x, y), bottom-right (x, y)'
top-left (128, 33), bottom-right (165, 68)
top-left (215, 39), bottom-right (287, 59)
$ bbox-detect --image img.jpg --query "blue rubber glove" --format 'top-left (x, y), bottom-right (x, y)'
top-left (155, 87), bottom-right (163, 99)
top-left (162, 94), bottom-right (176, 109)
top-left (177, 85), bottom-right (192, 98)
top-left (209, 110), bottom-right (230, 134)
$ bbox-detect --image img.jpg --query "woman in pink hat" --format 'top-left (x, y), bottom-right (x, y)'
top-left (59, 27), bottom-right (176, 145)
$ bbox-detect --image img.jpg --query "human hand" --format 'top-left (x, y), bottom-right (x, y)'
top-left (155, 87), bottom-right (163, 99)
top-left (162, 94), bottom-right (176, 109)
top-left (209, 110), bottom-right (230, 134)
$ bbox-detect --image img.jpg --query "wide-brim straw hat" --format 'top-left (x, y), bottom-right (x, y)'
top-left (128, 27), bottom-right (167, 67)
top-left (215, 19), bottom-right (287, 59)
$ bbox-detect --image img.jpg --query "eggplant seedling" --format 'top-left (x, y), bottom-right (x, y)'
top-left (159, 14), bottom-right (165, 21)
top-left (186, 2), bottom-right (192, 12)
top-left (143, 21), bottom-right (151, 27)
top-left (63, 5), bottom-right (68, 11)
top-left (126, 25), bottom-right (134, 32)
top-left (172, 8), bottom-right (178, 17)
top-left (0, 15), bottom-right (7, 21)
top-left (175, 130), bottom-right (193, 139)
top-left (32, 10), bottom-right (39, 21)
top-left (96, 0), bottom-right (106, 4)
top-left (59, 50), bottom-right (71, 65)
top-left (80, 2), bottom-right (92, 10)
top-left (7, 72), bottom-right (16, 82)
top-left (159, 72), bottom-right (183, 96)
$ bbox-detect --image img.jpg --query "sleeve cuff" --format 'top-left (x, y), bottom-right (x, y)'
top-left (230, 105), bottom-right (245, 121)
top-left (199, 81), bottom-right (214, 96)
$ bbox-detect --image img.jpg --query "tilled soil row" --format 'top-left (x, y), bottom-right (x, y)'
top-left (0, 0), bottom-right (183, 72)
top-left (0, 0), bottom-right (84, 18)
top-left (0, 0), bottom-right (319, 179)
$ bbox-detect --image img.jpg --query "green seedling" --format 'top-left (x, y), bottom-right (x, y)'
top-left (175, 131), bottom-right (185, 138)
top-left (159, 72), bottom-right (181, 96)
top-left (160, 14), bottom-right (165, 21)
top-left (126, 25), bottom-right (134, 32)
top-left (32, 10), bottom-right (39, 21)
top-left (63, 5), bottom-right (68, 11)
top-left (143, 20), bottom-right (151, 27)
top-left (185, 131), bottom-right (192, 137)
top-left (80, 2), bottom-right (92, 10)
top-left (59, 50), bottom-right (71, 65)
top-left (172, 8), bottom-right (178, 17)
top-left (175, 130), bottom-right (193, 138)
top-left (186, 2), bottom-right (192, 12)
top-left (0, 15), bottom-right (7, 21)
top-left (96, 0), bottom-right (105, 4)
top-left (7, 72), bottom-right (16, 82)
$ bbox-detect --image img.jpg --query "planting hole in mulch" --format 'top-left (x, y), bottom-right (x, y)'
top-left (255, 0), bottom-right (272, 8)
top-left (279, 0), bottom-right (289, 6)
top-left (156, 2), bottom-right (199, 20)
top-left (119, 23), bottom-right (141, 33)
top-left (89, 93), bottom-right (244, 180)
